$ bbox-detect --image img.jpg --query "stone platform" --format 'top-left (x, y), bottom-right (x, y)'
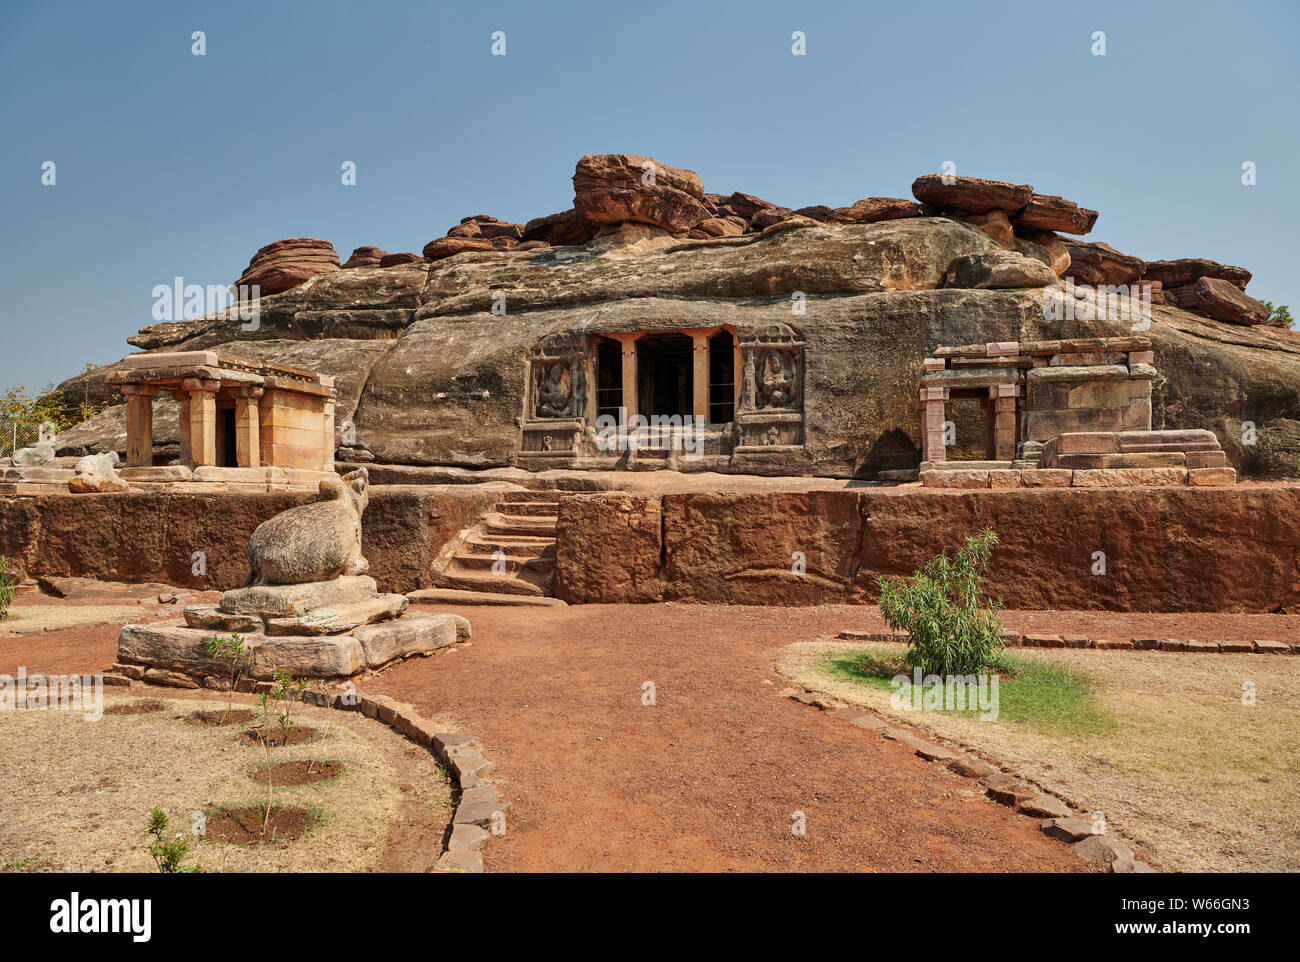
top-left (118, 610), bottom-right (468, 683)
top-left (117, 573), bottom-right (470, 683)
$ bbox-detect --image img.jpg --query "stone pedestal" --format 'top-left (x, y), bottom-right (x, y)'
top-left (116, 575), bottom-right (470, 683)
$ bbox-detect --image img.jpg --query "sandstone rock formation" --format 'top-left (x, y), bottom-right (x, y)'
top-left (50, 156), bottom-right (1300, 480)
top-left (1164, 276), bottom-right (1269, 325)
top-left (912, 175), bottom-right (1035, 216)
top-left (941, 250), bottom-right (1059, 289)
top-left (1065, 240), bottom-right (1144, 286)
top-left (232, 238), bottom-right (340, 296)
top-left (572, 153), bottom-right (708, 234)
top-left (342, 246), bottom-right (387, 268)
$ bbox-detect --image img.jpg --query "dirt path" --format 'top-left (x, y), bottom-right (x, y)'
top-left (371, 603), bottom-right (1091, 872)
top-left (9, 600), bottom-right (1295, 871)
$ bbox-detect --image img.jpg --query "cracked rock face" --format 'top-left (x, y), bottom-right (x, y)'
top-left (51, 212), bottom-right (1300, 479)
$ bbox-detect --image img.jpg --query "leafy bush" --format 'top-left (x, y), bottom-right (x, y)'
top-left (876, 529), bottom-right (1006, 677)
top-left (1259, 300), bottom-right (1295, 330)
top-left (0, 557), bottom-right (16, 621)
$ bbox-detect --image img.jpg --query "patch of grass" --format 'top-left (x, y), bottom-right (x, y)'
top-left (821, 647), bottom-right (1116, 737)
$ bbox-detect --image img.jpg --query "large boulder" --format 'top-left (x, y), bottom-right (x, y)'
top-left (522, 209), bottom-right (599, 246)
top-left (829, 197), bottom-right (926, 224)
top-left (232, 238), bottom-right (340, 296)
top-left (572, 153), bottom-right (709, 234)
top-left (1011, 194), bottom-right (1098, 235)
top-left (1165, 276), bottom-right (1269, 325)
top-left (1142, 258), bottom-right (1251, 291)
top-left (941, 250), bottom-right (1059, 289)
top-left (342, 246), bottom-right (387, 269)
top-left (1014, 230), bottom-right (1071, 276)
top-left (1064, 240), bottom-right (1144, 286)
top-left (422, 236), bottom-right (496, 261)
top-left (912, 174), bottom-right (1034, 215)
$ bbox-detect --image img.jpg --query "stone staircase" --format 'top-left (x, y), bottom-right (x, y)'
top-left (426, 490), bottom-right (565, 605)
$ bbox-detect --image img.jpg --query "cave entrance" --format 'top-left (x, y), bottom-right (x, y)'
top-left (637, 333), bottom-right (693, 420)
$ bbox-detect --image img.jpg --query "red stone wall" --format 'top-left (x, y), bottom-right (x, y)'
top-left (0, 485), bottom-right (499, 594)
top-left (555, 487), bottom-right (1300, 613)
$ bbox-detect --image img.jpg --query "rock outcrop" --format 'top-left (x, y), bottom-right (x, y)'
top-left (1164, 276), bottom-right (1269, 326)
top-left (51, 156), bottom-right (1300, 480)
top-left (232, 238), bottom-right (340, 295)
top-left (572, 153), bottom-right (709, 234)
top-left (342, 246), bottom-right (387, 269)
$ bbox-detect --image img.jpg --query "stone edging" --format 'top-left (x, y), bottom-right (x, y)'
top-left (779, 684), bottom-right (1157, 873)
top-left (299, 687), bottom-right (507, 873)
top-left (840, 629), bottom-right (1297, 654)
top-left (120, 675), bottom-right (506, 872)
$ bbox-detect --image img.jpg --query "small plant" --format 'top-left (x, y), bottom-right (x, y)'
top-left (1259, 300), bottom-right (1294, 330)
top-left (272, 667), bottom-right (306, 744)
top-left (145, 808), bottom-right (193, 873)
top-left (204, 633), bottom-right (246, 722)
top-left (0, 557), bottom-right (16, 622)
top-left (876, 528), bottom-right (1006, 677)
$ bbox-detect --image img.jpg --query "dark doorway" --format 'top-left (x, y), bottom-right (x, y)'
top-left (637, 333), bottom-right (692, 419)
top-left (594, 338), bottom-right (623, 421)
top-left (708, 330), bottom-right (735, 424)
top-left (219, 407), bottom-right (237, 467)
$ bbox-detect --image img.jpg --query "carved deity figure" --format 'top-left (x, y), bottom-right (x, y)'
top-left (535, 361), bottom-right (572, 418)
top-left (759, 350), bottom-right (796, 409)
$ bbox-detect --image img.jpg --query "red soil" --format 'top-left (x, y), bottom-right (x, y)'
top-left (8, 599), bottom-right (1297, 872)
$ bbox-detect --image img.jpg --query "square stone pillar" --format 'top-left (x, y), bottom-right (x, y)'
top-left (320, 387), bottom-right (336, 472)
top-left (183, 378), bottom-right (221, 467)
top-left (168, 389), bottom-right (192, 465)
top-left (990, 384), bottom-right (1018, 461)
top-left (691, 332), bottom-right (709, 425)
top-left (733, 337), bottom-right (743, 408)
top-left (122, 385), bottom-right (158, 467)
top-left (920, 386), bottom-right (947, 462)
top-left (619, 334), bottom-right (639, 425)
top-left (233, 386), bottom-right (263, 468)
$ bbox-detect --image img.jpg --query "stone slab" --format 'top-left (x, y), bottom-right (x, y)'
top-left (219, 576), bottom-right (378, 618)
top-left (352, 612), bottom-right (462, 666)
top-left (246, 634), bottom-right (365, 679)
top-left (264, 593), bottom-right (409, 636)
top-left (182, 604), bottom-right (263, 633)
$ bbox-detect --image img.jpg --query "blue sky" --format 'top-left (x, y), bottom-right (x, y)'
top-left (1, 0), bottom-right (1296, 394)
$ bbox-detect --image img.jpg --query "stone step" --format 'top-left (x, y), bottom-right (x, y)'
top-left (430, 569), bottom-right (545, 597)
top-left (451, 553), bottom-right (555, 576)
top-left (1056, 452), bottom-right (1187, 470)
top-left (460, 535), bottom-right (555, 558)
top-left (495, 500), bottom-right (559, 517)
top-left (497, 490), bottom-right (566, 503)
top-left (483, 513), bottom-right (557, 537)
top-left (408, 588), bottom-right (567, 607)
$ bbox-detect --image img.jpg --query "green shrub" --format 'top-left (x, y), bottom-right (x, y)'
top-left (876, 529), bottom-right (1005, 677)
top-left (145, 808), bottom-right (193, 873)
top-left (0, 557), bottom-right (16, 621)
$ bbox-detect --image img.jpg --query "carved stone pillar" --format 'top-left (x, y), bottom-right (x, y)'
top-left (122, 385), bottom-right (159, 467)
top-left (920, 386), bottom-right (947, 463)
top-left (620, 335), bottom-right (639, 424)
top-left (691, 332), bottom-right (709, 424)
top-left (182, 377), bottom-right (221, 467)
top-left (990, 383), bottom-right (1017, 461)
top-left (233, 386), bottom-right (263, 468)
